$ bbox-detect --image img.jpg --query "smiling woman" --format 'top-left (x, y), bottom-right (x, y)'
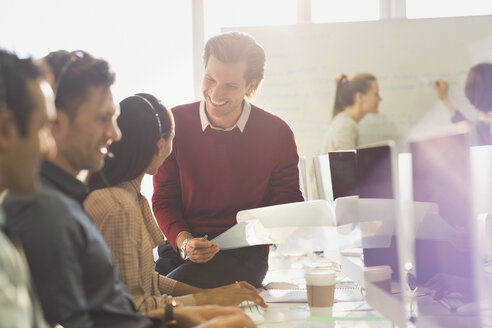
top-left (321, 72), bottom-right (381, 152)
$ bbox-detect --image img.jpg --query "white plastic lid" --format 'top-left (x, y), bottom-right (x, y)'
top-left (364, 265), bottom-right (392, 282)
top-left (305, 269), bottom-right (336, 286)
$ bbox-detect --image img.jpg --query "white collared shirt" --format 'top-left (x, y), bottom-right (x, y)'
top-left (199, 99), bottom-right (251, 133)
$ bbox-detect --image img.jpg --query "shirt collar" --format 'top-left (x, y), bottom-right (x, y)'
top-left (41, 160), bottom-right (90, 204)
top-left (199, 99), bottom-right (251, 132)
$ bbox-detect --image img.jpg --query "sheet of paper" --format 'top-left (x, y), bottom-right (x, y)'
top-left (211, 200), bottom-right (336, 250)
top-left (236, 200), bottom-right (336, 227)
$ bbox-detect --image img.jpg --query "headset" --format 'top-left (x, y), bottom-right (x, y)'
top-left (94, 93), bottom-right (165, 251)
top-left (0, 53), bottom-right (7, 110)
top-left (133, 93), bottom-right (163, 137)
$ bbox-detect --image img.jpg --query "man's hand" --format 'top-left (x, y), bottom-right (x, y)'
top-left (185, 237), bottom-right (219, 263)
top-left (174, 305), bottom-right (255, 328)
top-left (194, 281), bottom-right (267, 308)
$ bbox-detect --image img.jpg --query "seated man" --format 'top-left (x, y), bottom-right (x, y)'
top-left (153, 31), bottom-right (304, 288)
top-left (0, 48), bottom-right (54, 328)
top-left (3, 49), bottom-right (254, 328)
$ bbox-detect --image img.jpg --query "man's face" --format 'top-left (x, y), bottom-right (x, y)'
top-left (55, 85), bottom-right (121, 176)
top-left (202, 56), bottom-right (257, 126)
top-left (5, 79), bottom-right (56, 193)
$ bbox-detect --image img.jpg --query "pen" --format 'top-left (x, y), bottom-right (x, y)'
top-left (184, 235), bottom-right (208, 260)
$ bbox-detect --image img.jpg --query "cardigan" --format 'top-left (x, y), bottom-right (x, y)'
top-left (84, 179), bottom-right (195, 313)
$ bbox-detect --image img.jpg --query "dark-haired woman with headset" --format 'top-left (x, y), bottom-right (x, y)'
top-left (321, 73), bottom-right (382, 152)
top-left (84, 93), bottom-right (265, 318)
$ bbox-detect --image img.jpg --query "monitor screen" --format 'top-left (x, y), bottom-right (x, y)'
top-left (410, 133), bottom-right (474, 284)
top-left (328, 150), bottom-right (357, 199)
top-left (356, 145), bottom-right (393, 199)
top-left (356, 144), bottom-right (399, 281)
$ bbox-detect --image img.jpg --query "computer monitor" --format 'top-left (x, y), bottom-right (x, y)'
top-left (409, 133), bottom-right (483, 326)
top-left (356, 143), bottom-right (400, 282)
top-left (354, 142), bottom-right (408, 326)
top-left (410, 133), bottom-right (474, 284)
top-left (328, 150), bottom-right (357, 200)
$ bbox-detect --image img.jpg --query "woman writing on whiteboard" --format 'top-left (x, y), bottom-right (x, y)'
top-left (433, 63), bottom-right (492, 146)
top-left (321, 73), bottom-right (382, 152)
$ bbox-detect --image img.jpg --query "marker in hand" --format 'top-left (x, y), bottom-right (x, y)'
top-left (184, 235), bottom-right (208, 260)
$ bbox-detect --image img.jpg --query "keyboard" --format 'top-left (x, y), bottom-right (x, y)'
top-left (259, 286), bottom-right (363, 303)
top-left (438, 296), bottom-right (464, 312)
top-left (335, 286), bottom-right (364, 302)
top-left (240, 301), bottom-right (265, 325)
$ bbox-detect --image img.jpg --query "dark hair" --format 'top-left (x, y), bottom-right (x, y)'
top-left (43, 50), bottom-right (115, 119)
top-left (0, 49), bottom-right (42, 136)
top-left (88, 93), bottom-right (172, 190)
top-left (465, 63), bottom-right (492, 113)
top-left (204, 31), bottom-right (266, 85)
top-left (332, 73), bottom-right (377, 118)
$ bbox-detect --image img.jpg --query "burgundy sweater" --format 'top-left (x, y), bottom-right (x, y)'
top-left (152, 101), bottom-right (304, 248)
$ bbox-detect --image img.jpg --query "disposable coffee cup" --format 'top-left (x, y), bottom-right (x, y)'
top-left (305, 269), bottom-right (336, 316)
top-left (364, 265), bottom-right (392, 293)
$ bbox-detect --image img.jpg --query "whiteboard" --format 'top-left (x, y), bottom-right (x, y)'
top-left (228, 15), bottom-right (492, 158)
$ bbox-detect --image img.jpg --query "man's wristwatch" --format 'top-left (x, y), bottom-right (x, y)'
top-left (164, 299), bottom-right (178, 327)
top-left (179, 237), bottom-right (192, 260)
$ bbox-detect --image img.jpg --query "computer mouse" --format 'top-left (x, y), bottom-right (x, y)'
top-left (456, 302), bottom-right (480, 316)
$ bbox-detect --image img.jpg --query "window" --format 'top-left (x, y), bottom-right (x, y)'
top-left (0, 0), bottom-right (193, 107)
top-left (203, 0), bottom-right (297, 41)
top-left (0, 0), bottom-right (193, 202)
top-left (311, 0), bottom-right (380, 23)
top-left (407, 0), bottom-right (492, 19)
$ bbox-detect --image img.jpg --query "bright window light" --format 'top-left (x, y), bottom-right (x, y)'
top-left (311, 0), bottom-right (380, 23)
top-left (407, 0), bottom-right (492, 19)
top-left (0, 0), bottom-right (193, 107)
top-left (203, 0), bottom-right (297, 41)
top-left (0, 0), bottom-right (193, 203)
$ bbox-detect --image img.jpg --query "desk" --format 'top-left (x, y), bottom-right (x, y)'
top-left (258, 252), bottom-right (392, 327)
top-left (259, 302), bottom-right (392, 328)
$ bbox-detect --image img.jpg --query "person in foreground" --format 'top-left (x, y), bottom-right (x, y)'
top-left (85, 93), bottom-right (266, 312)
top-left (153, 31), bottom-right (304, 288)
top-left (321, 73), bottom-right (381, 152)
top-left (0, 48), bottom-right (55, 328)
top-left (433, 62), bottom-right (492, 146)
top-left (3, 49), bottom-right (255, 328)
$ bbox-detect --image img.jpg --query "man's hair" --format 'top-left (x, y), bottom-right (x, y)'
top-left (203, 31), bottom-right (266, 84)
top-left (89, 93), bottom-right (173, 190)
top-left (465, 62), bottom-right (492, 113)
top-left (43, 50), bottom-right (115, 119)
top-left (332, 73), bottom-right (377, 118)
top-left (0, 49), bottom-right (42, 136)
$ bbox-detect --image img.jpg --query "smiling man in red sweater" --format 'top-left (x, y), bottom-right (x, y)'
top-left (152, 31), bottom-right (304, 288)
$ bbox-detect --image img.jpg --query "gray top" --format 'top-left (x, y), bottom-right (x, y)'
top-left (0, 209), bottom-right (48, 328)
top-left (321, 111), bottom-right (359, 152)
top-left (3, 161), bottom-right (156, 328)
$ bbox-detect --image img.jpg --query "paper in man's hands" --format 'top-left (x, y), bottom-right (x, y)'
top-left (211, 200), bottom-right (335, 250)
